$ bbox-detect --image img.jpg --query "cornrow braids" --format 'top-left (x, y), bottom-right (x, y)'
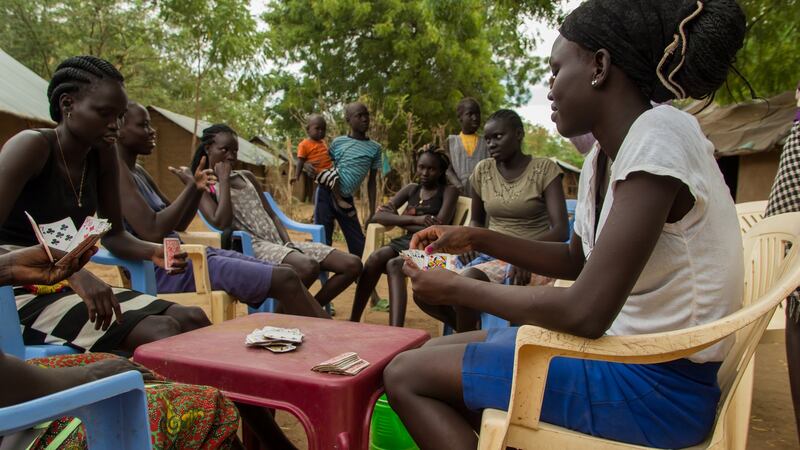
top-left (456, 97), bottom-right (480, 117)
top-left (190, 124), bottom-right (238, 172)
top-left (47, 56), bottom-right (124, 122)
top-left (486, 109), bottom-right (524, 135)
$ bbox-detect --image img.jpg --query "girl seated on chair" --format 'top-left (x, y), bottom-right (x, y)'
top-left (116, 103), bottom-right (328, 319)
top-left (185, 124), bottom-right (362, 310)
top-left (383, 1), bottom-right (747, 448)
top-left (416, 109), bottom-right (569, 333)
top-left (350, 145), bottom-right (458, 326)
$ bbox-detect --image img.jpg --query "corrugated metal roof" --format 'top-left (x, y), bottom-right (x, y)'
top-left (149, 106), bottom-right (278, 166)
top-left (0, 48), bottom-right (54, 124)
top-left (548, 157), bottom-right (581, 174)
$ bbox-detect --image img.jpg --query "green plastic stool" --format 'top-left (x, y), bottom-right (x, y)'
top-left (370, 394), bottom-right (419, 450)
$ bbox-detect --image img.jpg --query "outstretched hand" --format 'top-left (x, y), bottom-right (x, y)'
top-left (7, 245), bottom-right (97, 286)
top-left (169, 156), bottom-right (217, 192)
top-left (409, 225), bottom-right (474, 255)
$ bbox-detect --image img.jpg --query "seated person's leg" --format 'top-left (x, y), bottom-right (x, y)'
top-left (453, 267), bottom-right (489, 333)
top-left (268, 266), bottom-right (329, 319)
top-left (386, 256), bottom-right (410, 327)
top-left (384, 330), bottom-right (488, 450)
top-left (282, 251), bottom-right (321, 287)
top-left (351, 247), bottom-right (397, 321)
top-left (315, 249), bottom-right (362, 307)
top-left (413, 293), bottom-right (457, 329)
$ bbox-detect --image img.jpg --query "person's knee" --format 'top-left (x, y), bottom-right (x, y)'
top-left (146, 315), bottom-right (183, 340)
top-left (341, 254), bottom-right (363, 278)
top-left (270, 267), bottom-right (303, 296)
top-left (461, 268), bottom-right (489, 282)
top-left (168, 305), bottom-right (211, 330)
top-left (386, 256), bottom-right (405, 274)
top-left (295, 257), bottom-right (320, 284)
top-left (384, 351), bottom-right (417, 401)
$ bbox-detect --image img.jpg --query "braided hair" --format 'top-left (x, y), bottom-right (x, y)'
top-left (46, 56), bottom-right (125, 122)
top-left (486, 109), bottom-right (524, 137)
top-left (415, 145), bottom-right (451, 185)
top-left (456, 97), bottom-right (480, 117)
top-left (190, 124), bottom-right (238, 172)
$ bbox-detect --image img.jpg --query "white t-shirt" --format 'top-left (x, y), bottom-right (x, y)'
top-left (574, 105), bottom-right (743, 363)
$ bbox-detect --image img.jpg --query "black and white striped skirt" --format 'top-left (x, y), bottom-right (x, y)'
top-left (15, 287), bottom-right (173, 352)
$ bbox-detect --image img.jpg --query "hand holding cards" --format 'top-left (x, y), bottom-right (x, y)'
top-left (163, 238), bottom-right (181, 271)
top-left (26, 212), bottom-right (111, 267)
top-left (400, 249), bottom-right (458, 271)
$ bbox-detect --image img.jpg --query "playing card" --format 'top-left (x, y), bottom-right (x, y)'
top-left (400, 250), bottom-right (458, 272)
top-left (263, 343), bottom-right (297, 353)
top-left (25, 212), bottom-right (54, 262)
top-left (39, 217), bottom-right (77, 252)
top-left (164, 238), bottom-right (181, 271)
top-left (245, 326), bottom-right (304, 352)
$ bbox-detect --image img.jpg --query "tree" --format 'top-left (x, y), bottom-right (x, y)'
top-left (260, 0), bottom-right (561, 148)
top-left (716, 0), bottom-right (800, 103)
top-left (523, 124), bottom-right (584, 169)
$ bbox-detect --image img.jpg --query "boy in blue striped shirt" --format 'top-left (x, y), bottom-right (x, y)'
top-left (314, 102), bottom-right (381, 257)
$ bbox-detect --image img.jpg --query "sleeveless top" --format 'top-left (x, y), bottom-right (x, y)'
top-left (447, 134), bottom-right (489, 191)
top-left (574, 106), bottom-right (743, 363)
top-left (124, 165), bottom-right (179, 239)
top-left (0, 129), bottom-right (99, 247)
top-left (403, 184), bottom-right (445, 220)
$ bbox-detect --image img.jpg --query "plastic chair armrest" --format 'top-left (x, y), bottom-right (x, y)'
top-left (0, 371), bottom-right (145, 435)
top-left (180, 244), bottom-right (211, 294)
top-left (263, 192), bottom-right (325, 243)
top-left (231, 231), bottom-right (254, 257)
top-left (91, 249), bottom-right (156, 295)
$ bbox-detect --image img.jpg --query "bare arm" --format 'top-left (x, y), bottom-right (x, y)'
top-left (96, 147), bottom-right (160, 261)
top-left (469, 190), bottom-right (487, 228)
top-left (407, 172), bottom-right (684, 338)
top-left (293, 157), bottom-right (307, 182)
top-left (197, 162), bottom-right (234, 229)
top-left (117, 158), bottom-right (203, 242)
top-left (535, 175), bottom-right (569, 243)
top-left (367, 168), bottom-right (378, 220)
top-left (371, 184), bottom-right (417, 227)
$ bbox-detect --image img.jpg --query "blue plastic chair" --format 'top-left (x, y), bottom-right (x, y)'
top-left (444, 200), bottom-right (578, 335)
top-left (0, 370), bottom-right (152, 449)
top-left (0, 249), bottom-right (157, 360)
top-left (198, 192), bottom-right (330, 314)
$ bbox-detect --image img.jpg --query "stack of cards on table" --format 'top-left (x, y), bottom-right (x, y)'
top-left (312, 352), bottom-right (370, 376)
top-left (26, 212), bottom-right (111, 267)
top-left (245, 326), bottom-right (304, 353)
top-left (400, 249), bottom-right (458, 271)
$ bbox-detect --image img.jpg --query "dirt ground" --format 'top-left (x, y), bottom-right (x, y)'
top-left (95, 202), bottom-right (798, 449)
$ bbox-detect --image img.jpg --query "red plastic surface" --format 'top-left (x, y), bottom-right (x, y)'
top-left (134, 313), bottom-right (430, 450)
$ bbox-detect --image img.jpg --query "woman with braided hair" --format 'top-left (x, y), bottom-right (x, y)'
top-left (0, 56), bottom-right (211, 354)
top-left (384, 1), bottom-right (747, 448)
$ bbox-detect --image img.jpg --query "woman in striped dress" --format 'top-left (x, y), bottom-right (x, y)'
top-left (0, 56), bottom-right (210, 354)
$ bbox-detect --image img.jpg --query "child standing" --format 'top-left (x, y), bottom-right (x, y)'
top-left (445, 97), bottom-right (490, 196)
top-left (292, 114), bottom-right (333, 184)
top-left (314, 102), bottom-right (382, 257)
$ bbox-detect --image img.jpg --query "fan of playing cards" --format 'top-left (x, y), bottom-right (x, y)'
top-left (245, 326), bottom-right (304, 353)
top-left (311, 352), bottom-right (370, 376)
top-left (25, 212), bottom-right (111, 267)
top-left (400, 249), bottom-right (458, 271)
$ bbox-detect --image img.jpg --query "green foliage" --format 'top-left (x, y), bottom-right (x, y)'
top-left (716, 0), bottom-right (800, 103)
top-left (260, 0), bottom-right (560, 148)
top-left (523, 124), bottom-right (584, 169)
top-left (0, 0), bottom-right (269, 138)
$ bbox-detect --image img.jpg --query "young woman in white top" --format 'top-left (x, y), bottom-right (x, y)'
top-left (382, 1), bottom-right (747, 448)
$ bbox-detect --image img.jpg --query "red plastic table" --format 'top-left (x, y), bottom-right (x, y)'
top-left (134, 313), bottom-right (429, 450)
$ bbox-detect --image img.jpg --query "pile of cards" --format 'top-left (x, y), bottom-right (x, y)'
top-left (26, 212), bottom-right (111, 267)
top-left (245, 326), bottom-right (304, 353)
top-left (401, 249), bottom-right (458, 271)
top-left (311, 352), bottom-right (370, 376)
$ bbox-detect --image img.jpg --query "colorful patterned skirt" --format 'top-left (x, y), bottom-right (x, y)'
top-left (25, 353), bottom-right (240, 450)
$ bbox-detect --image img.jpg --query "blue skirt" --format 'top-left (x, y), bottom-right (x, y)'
top-left (463, 327), bottom-right (721, 448)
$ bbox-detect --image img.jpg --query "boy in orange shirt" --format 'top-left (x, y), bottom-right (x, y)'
top-left (292, 114), bottom-right (333, 183)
